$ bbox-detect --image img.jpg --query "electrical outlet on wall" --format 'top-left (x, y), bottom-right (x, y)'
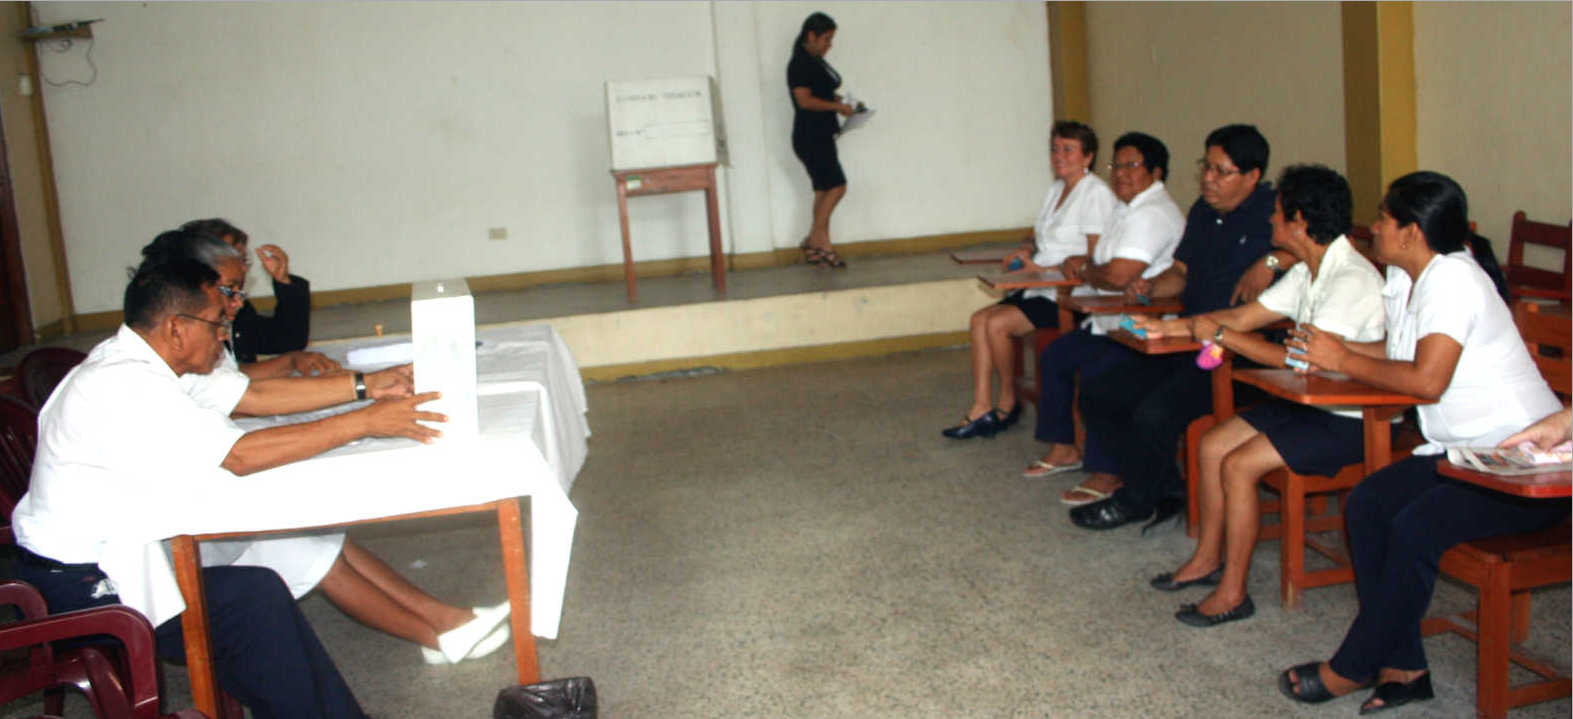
top-left (488, 227), bottom-right (507, 241)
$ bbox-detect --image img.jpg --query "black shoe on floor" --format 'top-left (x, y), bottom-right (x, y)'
top-left (996, 403), bottom-right (1023, 429)
top-left (941, 411), bottom-right (1001, 439)
top-left (1068, 497), bottom-right (1152, 530)
top-left (1149, 566), bottom-right (1223, 591)
top-left (1359, 673), bottom-right (1433, 715)
top-left (1175, 595), bottom-right (1255, 627)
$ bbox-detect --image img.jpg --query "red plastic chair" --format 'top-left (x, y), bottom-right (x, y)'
top-left (0, 393), bottom-right (38, 543)
top-left (15, 348), bottom-right (86, 412)
top-left (0, 580), bottom-right (171, 718)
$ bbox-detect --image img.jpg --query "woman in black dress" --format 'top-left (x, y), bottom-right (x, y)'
top-left (788, 12), bottom-right (857, 268)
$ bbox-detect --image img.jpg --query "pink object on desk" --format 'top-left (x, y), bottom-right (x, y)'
top-left (1195, 341), bottom-right (1225, 370)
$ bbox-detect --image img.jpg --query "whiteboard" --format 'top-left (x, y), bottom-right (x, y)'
top-left (605, 76), bottom-right (723, 171)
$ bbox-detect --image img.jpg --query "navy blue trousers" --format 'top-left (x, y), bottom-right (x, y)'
top-left (1033, 329), bottom-right (1135, 474)
top-left (13, 560), bottom-right (365, 719)
top-left (1077, 352), bottom-right (1212, 513)
top-left (1328, 455), bottom-right (1570, 682)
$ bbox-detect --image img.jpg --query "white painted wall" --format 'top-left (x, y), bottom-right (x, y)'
top-left (33, 2), bottom-right (1052, 314)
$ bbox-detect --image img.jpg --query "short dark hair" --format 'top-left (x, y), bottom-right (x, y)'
top-left (1113, 132), bottom-right (1169, 180)
top-left (180, 218), bottom-right (248, 246)
top-left (1276, 164), bottom-right (1352, 245)
top-left (124, 258), bottom-right (219, 331)
top-left (1204, 124), bottom-right (1269, 178)
top-left (1380, 171), bottom-right (1471, 254)
top-left (1052, 120), bottom-right (1099, 165)
top-left (793, 12), bottom-right (836, 55)
top-left (142, 227), bottom-right (244, 270)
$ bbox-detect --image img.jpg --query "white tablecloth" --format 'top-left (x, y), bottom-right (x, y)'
top-left (117, 324), bottom-right (588, 638)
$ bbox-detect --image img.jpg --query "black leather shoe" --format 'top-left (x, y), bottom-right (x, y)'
top-left (1068, 497), bottom-right (1152, 530)
top-left (1359, 673), bottom-right (1433, 714)
top-left (996, 403), bottom-right (1023, 429)
top-left (1175, 594), bottom-right (1255, 627)
top-left (941, 411), bottom-right (1001, 439)
top-left (1149, 566), bottom-right (1223, 592)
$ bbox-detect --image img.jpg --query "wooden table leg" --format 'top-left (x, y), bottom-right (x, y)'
top-left (1211, 359), bottom-right (1235, 420)
top-left (171, 535), bottom-right (222, 719)
top-left (616, 179), bottom-right (636, 303)
top-left (1362, 406), bottom-right (1392, 475)
top-left (704, 167), bottom-right (725, 294)
top-left (496, 498), bottom-right (540, 684)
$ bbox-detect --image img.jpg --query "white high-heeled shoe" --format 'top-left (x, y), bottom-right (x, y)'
top-left (420, 602), bottom-right (512, 665)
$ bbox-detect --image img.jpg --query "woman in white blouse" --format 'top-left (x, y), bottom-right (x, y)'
top-left (943, 121), bottom-right (1116, 439)
top-left (1279, 171), bottom-right (1567, 713)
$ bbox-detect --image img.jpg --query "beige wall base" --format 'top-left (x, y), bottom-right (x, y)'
top-left (68, 227), bottom-right (1026, 334)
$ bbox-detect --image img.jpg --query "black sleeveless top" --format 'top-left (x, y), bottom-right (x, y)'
top-left (787, 48), bottom-right (841, 142)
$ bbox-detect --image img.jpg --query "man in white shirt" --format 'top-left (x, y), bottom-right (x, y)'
top-left (1023, 132), bottom-right (1185, 497)
top-left (12, 258), bottom-right (442, 718)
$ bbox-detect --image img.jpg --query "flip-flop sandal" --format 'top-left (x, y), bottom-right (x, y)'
top-left (1022, 459), bottom-right (1084, 478)
top-left (1059, 484), bottom-right (1110, 506)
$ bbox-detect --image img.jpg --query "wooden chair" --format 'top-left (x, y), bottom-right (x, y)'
top-left (1417, 300), bottom-right (1572, 718)
top-left (15, 348), bottom-right (86, 412)
top-left (1504, 211), bottom-right (1571, 304)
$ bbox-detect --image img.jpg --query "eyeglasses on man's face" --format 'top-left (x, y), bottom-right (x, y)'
top-left (217, 285), bottom-right (246, 302)
top-left (176, 313), bottom-right (232, 339)
top-left (1108, 160), bottom-right (1146, 172)
top-left (1196, 159), bottom-right (1242, 178)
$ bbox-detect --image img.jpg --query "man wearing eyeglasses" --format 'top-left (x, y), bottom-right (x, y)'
top-left (1069, 124), bottom-right (1282, 531)
top-left (11, 258), bottom-right (445, 718)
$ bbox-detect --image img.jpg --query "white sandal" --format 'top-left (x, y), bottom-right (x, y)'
top-left (1022, 459), bottom-right (1084, 478)
top-left (1059, 484), bottom-right (1110, 506)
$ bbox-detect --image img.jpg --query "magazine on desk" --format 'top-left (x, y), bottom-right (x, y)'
top-left (1447, 442), bottom-right (1573, 476)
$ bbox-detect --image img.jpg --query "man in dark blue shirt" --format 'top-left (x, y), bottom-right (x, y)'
top-left (1068, 125), bottom-right (1285, 531)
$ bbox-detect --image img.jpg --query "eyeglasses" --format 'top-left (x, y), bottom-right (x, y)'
top-left (176, 313), bottom-right (232, 338)
top-left (217, 285), bottom-right (246, 301)
top-left (1108, 161), bottom-right (1146, 172)
top-left (1196, 159), bottom-right (1243, 178)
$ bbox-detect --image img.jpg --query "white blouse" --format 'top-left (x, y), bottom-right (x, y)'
top-left (1383, 252), bottom-right (1561, 454)
top-left (1025, 172), bottom-right (1117, 300)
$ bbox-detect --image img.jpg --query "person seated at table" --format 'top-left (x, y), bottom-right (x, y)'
top-left (146, 227), bottom-right (340, 381)
top-left (1278, 171), bottom-right (1567, 713)
top-left (1067, 124), bottom-right (1286, 529)
top-left (1020, 132), bottom-right (1182, 497)
top-left (1136, 164), bottom-right (1384, 626)
top-left (181, 218), bottom-right (314, 369)
top-left (942, 121), bottom-right (1117, 439)
top-left (17, 254), bottom-right (512, 673)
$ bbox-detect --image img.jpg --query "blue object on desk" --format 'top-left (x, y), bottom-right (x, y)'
top-left (1007, 258), bottom-right (1024, 271)
top-left (1284, 356), bottom-right (1310, 370)
top-left (1117, 315), bottom-right (1147, 338)
top-left (1134, 294), bottom-right (1151, 306)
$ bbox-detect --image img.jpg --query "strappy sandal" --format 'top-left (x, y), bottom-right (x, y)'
top-left (819, 248), bottom-right (847, 269)
top-left (800, 239), bottom-right (829, 266)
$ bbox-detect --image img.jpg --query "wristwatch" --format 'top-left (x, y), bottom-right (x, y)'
top-left (1213, 326), bottom-right (1226, 343)
top-left (1263, 254), bottom-right (1282, 270)
top-left (353, 372), bottom-right (367, 401)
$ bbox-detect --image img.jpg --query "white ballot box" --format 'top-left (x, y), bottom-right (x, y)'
top-left (605, 75), bottom-right (725, 171)
top-left (411, 279), bottom-right (478, 440)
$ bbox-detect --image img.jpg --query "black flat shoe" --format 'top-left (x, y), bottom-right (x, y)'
top-left (1175, 595), bottom-right (1254, 627)
top-left (941, 411), bottom-right (1001, 439)
top-left (1068, 497), bottom-right (1152, 530)
top-left (1359, 673), bottom-right (1433, 715)
top-left (1149, 566), bottom-right (1223, 591)
top-left (995, 403), bottom-right (1022, 429)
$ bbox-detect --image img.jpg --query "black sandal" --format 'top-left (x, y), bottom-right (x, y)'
top-left (819, 248), bottom-right (847, 269)
top-left (1279, 662), bottom-right (1337, 703)
top-left (1359, 673), bottom-right (1433, 715)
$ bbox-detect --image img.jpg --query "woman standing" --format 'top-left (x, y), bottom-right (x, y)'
top-left (1279, 171), bottom-right (1566, 713)
top-left (788, 12), bottom-right (857, 268)
top-left (942, 121), bottom-right (1116, 439)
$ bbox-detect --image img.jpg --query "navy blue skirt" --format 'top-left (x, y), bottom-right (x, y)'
top-left (1240, 401), bottom-right (1388, 477)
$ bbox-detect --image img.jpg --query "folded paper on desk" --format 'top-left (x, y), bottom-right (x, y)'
top-left (347, 342), bottom-right (413, 367)
top-left (1448, 444), bottom-right (1573, 476)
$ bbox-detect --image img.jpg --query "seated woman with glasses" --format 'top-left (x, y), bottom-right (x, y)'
top-left (1279, 171), bottom-right (1566, 713)
top-left (1135, 164), bottom-right (1385, 627)
top-left (942, 120), bottom-right (1116, 439)
top-left (181, 218), bottom-right (320, 377)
